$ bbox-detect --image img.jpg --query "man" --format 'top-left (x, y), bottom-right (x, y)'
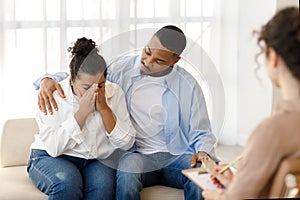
top-left (36, 25), bottom-right (218, 200)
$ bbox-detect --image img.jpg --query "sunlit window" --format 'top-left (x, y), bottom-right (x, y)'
top-left (0, 0), bottom-right (216, 125)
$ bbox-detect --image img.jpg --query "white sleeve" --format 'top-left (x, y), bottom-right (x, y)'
top-left (36, 94), bottom-right (84, 157)
top-left (105, 84), bottom-right (136, 150)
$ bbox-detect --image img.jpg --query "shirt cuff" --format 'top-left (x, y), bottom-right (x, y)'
top-left (105, 120), bottom-right (134, 150)
top-left (33, 72), bottom-right (69, 90)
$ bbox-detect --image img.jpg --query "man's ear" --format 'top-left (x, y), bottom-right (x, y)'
top-left (172, 56), bottom-right (181, 65)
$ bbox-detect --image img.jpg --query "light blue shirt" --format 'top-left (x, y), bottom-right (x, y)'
top-left (107, 55), bottom-right (217, 160)
top-left (34, 55), bottom-right (218, 160)
top-left (33, 72), bottom-right (69, 90)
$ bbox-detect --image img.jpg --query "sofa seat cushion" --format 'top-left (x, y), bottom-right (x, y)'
top-left (140, 185), bottom-right (184, 200)
top-left (0, 166), bottom-right (47, 200)
top-left (0, 165), bottom-right (183, 200)
top-left (0, 119), bottom-right (184, 199)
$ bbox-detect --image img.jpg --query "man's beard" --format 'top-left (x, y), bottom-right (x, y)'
top-left (140, 62), bottom-right (173, 77)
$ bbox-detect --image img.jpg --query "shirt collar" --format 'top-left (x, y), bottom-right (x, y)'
top-left (129, 55), bottom-right (144, 79)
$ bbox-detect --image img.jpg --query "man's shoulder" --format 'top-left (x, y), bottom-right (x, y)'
top-left (108, 55), bottom-right (139, 69)
top-left (172, 65), bottom-right (199, 85)
top-left (107, 55), bottom-right (140, 83)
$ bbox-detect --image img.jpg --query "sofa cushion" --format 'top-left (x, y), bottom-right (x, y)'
top-left (0, 166), bottom-right (47, 200)
top-left (0, 165), bottom-right (183, 200)
top-left (140, 185), bottom-right (184, 200)
top-left (0, 118), bottom-right (39, 167)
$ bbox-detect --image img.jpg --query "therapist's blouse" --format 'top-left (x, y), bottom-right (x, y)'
top-left (220, 99), bottom-right (300, 199)
top-left (30, 78), bottom-right (135, 159)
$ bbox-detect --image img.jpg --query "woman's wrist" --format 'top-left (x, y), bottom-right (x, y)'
top-left (74, 109), bottom-right (90, 129)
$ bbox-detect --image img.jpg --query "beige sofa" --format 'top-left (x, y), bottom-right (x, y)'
top-left (0, 118), bottom-right (183, 200)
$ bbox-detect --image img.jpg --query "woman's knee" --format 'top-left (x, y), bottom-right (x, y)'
top-left (49, 170), bottom-right (83, 198)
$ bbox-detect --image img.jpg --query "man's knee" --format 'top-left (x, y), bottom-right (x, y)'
top-left (118, 152), bottom-right (146, 173)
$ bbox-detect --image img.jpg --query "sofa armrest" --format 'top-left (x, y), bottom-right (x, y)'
top-left (0, 118), bottom-right (39, 167)
top-left (269, 158), bottom-right (300, 198)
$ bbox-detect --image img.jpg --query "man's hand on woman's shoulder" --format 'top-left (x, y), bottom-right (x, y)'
top-left (38, 78), bottom-right (65, 115)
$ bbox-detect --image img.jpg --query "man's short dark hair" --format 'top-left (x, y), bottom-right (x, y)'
top-left (154, 25), bottom-right (186, 56)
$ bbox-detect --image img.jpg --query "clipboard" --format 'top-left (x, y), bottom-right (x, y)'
top-left (183, 155), bottom-right (241, 190)
top-left (182, 168), bottom-right (218, 190)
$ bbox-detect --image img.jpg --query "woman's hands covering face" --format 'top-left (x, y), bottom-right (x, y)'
top-left (95, 82), bottom-right (108, 112)
top-left (75, 83), bottom-right (98, 115)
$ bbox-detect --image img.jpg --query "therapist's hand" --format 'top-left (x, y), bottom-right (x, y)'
top-left (38, 78), bottom-right (65, 115)
top-left (209, 165), bottom-right (234, 188)
top-left (202, 189), bottom-right (224, 200)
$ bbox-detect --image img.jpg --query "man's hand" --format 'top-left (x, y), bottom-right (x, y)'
top-left (190, 151), bottom-right (209, 167)
top-left (38, 78), bottom-right (65, 115)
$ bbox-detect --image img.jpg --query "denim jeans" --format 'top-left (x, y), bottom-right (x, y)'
top-left (27, 149), bottom-right (116, 200)
top-left (116, 152), bottom-right (203, 200)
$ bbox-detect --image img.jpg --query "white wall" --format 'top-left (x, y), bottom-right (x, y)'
top-left (276, 0), bottom-right (299, 10)
top-left (236, 0), bottom-right (276, 145)
top-left (215, 0), bottom-right (239, 145)
top-left (235, 0), bottom-right (299, 145)
top-left (217, 0), bottom-right (277, 145)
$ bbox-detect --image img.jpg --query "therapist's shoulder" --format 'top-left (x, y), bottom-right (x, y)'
top-left (249, 110), bottom-right (296, 143)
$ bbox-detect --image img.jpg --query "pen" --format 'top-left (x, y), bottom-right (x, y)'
top-left (218, 155), bottom-right (242, 174)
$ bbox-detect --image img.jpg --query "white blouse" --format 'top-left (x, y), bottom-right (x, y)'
top-left (30, 78), bottom-right (136, 159)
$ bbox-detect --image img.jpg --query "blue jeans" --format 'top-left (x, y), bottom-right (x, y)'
top-left (116, 152), bottom-right (203, 200)
top-left (27, 149), bottom-right (116, 200)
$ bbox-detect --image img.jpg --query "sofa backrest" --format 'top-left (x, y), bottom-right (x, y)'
top-left (0, 118), bottom-right (39, 167)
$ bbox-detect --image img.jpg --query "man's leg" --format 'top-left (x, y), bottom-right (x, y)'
top-left (160, 154), bottom-right (203, 200)
top-left (116, 152), bottom-right (160, 200)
